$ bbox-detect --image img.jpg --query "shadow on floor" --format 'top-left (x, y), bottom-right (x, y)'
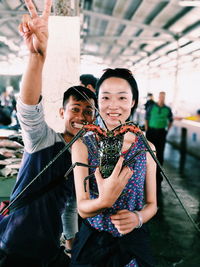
top-left (149, 143), bottom-right (200, 267)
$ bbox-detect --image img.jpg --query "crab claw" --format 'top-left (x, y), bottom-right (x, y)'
top-left (114, 125), bottom-right (141, 136)
top-left (83, 124), bottom-right (107, 136)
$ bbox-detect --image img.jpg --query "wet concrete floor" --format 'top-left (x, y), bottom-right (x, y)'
top-left (0, 142), bottom-right (199, 266)
top-left (149, 143), bottom-right (200, 267)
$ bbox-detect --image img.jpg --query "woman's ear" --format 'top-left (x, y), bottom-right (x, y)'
top-left (59, 107), bottom-right (64, 119)
top-left (131, 100), bottom-right (135, 108)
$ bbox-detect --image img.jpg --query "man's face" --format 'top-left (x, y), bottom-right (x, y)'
top-left (59, 96), bottom-right (95, 140)
top-left (159, 92), bottom-right (165, 104)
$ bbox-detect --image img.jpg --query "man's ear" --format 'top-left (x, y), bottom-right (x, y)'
top-left (59, 107), bottom-right (64, 119)
top-left (91, 116), bottom-right (96, 123)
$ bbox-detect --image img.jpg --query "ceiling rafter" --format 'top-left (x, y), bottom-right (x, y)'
top-left (1, 0), bottom-right (200, 74)
top-left (83, 9), bottom-right (176, 38)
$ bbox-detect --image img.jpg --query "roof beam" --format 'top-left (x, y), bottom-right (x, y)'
top-left (83, 35), bottom-right (174, 41)
top-left (82, 9), bottom-right (176, 38)
top-left (0, 10), bottom-right (39, 15)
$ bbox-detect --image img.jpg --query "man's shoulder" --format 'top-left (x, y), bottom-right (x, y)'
top-left (163, 104), bottom-right (172, 112)
top-left (147, 102), bottom-right (156, 112)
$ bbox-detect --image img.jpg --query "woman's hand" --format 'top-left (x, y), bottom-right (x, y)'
top-left (110, 209), bottom-right (139, 235)
top-left (95, 157), bottom-right (132, 208)
top-left (18, 0), bottom-right (52, 56)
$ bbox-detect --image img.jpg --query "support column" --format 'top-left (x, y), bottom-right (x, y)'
top-left (42, 15), bottom-right (80, 132)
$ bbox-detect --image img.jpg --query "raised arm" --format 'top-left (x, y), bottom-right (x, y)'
top-left (18, 0), bottom-right (52, 105)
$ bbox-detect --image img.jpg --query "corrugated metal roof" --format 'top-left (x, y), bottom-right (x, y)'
top-left (0, 0), bottom-right (200, 74)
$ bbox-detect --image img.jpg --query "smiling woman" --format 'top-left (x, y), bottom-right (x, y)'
top-left (98, 77), bottom-right (134, 129)
top-left (96, 68), bottom-right (139, 120)
top-left (70, 68), bottom-right (157, 267)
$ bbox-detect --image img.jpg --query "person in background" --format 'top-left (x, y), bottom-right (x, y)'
top-left (0, 102), bottom-right (12, 128)
top-left (70, 68), bottom-right (157, 267)
top-left (144, 93), bottom-right (154, 110)
top-left (145, 91), bottom-right (173, 196)
top-left (80, 74), bottom-right (98, 93)
top-left (0, 88), bottom-right (15, 128)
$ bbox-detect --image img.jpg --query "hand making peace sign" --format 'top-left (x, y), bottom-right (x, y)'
top-left (18, 0), bottom-right (52, 56)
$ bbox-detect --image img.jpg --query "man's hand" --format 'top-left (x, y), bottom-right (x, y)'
top-left (95, 157), bottom-right (132, 208)
top-left (110, 209), bottom-right (139, 235)
top-left (18, 0), bottom-right (52, 56)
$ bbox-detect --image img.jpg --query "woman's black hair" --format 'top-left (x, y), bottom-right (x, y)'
top-left (62, 85), bottom-right (97, 109)
top-left (95, 68), bottom-right (139, 117)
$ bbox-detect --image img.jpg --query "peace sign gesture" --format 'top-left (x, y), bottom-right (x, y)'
top-left (18, 0), bottom-right (52, 56)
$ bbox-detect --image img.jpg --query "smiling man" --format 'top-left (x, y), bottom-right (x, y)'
top-left (0, 85), bottom-right (96, 267)
top-left (59, 87), bottom-right (96, 142)
top-left (0, 0), bottom-right (97, 266)
top-left (59, 86), bottom-right (96, 255)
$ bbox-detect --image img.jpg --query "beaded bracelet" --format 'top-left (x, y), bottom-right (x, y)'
top-left (133, 210), bottom-right (143, 228)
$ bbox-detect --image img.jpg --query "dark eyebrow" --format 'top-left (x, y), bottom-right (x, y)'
top-left (101, 91), bottom-right (129, 94)
top-left (71, 103), bottom-right (93, 109)
top-left (71, 103), bottom-right (81, 107)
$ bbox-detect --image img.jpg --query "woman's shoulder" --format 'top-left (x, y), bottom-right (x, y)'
top-left (125, 132), bottom-right (146, 146)
top-left (82, 132), bottom-right (97, 146)
top-left (147, 140), bottom-right (155, 150)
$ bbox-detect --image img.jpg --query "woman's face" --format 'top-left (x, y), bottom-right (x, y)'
top-left (98, 77), bottom-right (135, 130)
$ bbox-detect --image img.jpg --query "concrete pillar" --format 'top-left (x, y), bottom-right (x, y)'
top-left (53, 0), bottom-right (72, 16)
top-left (42, 16), bottom-right (80, 132)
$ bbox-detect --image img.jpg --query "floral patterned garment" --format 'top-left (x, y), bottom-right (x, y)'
top-left (82, 132), bottom-right (147, 267)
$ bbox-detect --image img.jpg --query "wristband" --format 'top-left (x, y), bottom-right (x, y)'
top-left (133, 210), bottom-right (143, 228)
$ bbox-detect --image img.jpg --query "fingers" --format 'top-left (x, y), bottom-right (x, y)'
top-left (111, 218), bottom-right (134, 234)
top-left (22, 14), bottom-right (31, 24)
top-left (110, 210), bottom-right (136, 234)
top-left (22, 14), bottom-right (32, 30)
top-left (24, 0), bottom-right (52, 21)
top-left (111, 157), bottom-right (132, 181)
top-left (25, 0), bottom-right (38, 19)
top-left (111, 156), bottom-right (124, 178)
top-left (18, 23), bottom-right (24, 35)
top-left (18, 14), bottom-right (31, 35)
top-left (94, 167), bottom-right (102, 184)
top-left (42, 0), bottom-right (52, 20)
top-left (111, 209), bottom-right (128, 219)
top-left (118, 165), bottom-right (133, 183)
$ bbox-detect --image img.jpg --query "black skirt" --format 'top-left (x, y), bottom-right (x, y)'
top-left (70, 221), bottom-right (155, 267)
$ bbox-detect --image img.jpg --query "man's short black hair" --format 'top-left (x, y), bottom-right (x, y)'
top-left (80, 74), bottom-right (98, 88)
top-left (147, 93), bottom-right (153, 97)
top-left (62, 85), bottom-right (97, 109)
